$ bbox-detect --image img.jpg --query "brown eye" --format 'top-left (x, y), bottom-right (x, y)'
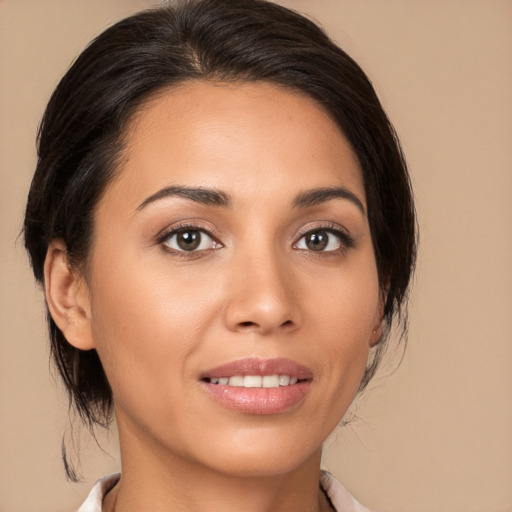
top-left (176, 230), bottom-right (201, 251)
top-left (295, 228), bottom-right (350, 253)
top-left (304, 231), bottom-right (329, 251)
top-left (162, 228), bottom-right (217, 252)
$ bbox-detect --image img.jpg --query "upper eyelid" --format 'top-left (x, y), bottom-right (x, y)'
top-left (156, 222), bottom-right (220, 243)
top-left (154, 220), bottom-right (353, 247)
top-left (293, 223), bottom-right (356, 250)
top-left (157, 225), bottom-right (221, 256)
top-left (294, 222), bottom-right (351, 239)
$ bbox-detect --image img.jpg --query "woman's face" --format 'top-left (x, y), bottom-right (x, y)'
top-left (77, 81), bottom-right (383, 477)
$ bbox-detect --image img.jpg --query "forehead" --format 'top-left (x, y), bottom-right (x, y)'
top-left (105, 80), bottom-right (365, 209)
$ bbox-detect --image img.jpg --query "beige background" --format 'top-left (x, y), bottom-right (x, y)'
top-left (1, 1), bottom-right (511, 511)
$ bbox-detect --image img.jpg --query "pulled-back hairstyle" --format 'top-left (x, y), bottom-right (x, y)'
top-left (24, 0), bottom-right (416, 479)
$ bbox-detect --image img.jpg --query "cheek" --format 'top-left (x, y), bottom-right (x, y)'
top-left (85, 250), bottom-right (222, 404)
top-left (313, 254), bottom-right (380, 337)
top-left (309, 257), bottom-right (380, 385)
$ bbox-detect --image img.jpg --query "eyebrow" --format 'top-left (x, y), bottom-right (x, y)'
top-left (293, 187), bottom-right (366, 215)
top-left (137, 184), bottom-right (365, 215)
top-left (137, 185), bottom-right (231, 210)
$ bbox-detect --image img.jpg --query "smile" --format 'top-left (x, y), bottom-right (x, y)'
top-left (201, 358), bottom-right (312, 414)
top-left (206, 375), bottom-right (299, 387)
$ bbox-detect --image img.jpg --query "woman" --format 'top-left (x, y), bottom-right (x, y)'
top-left (23, 0), bottom-right (416, 510)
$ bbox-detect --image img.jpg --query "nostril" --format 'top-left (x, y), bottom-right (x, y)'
top-left (238, 320), bottom-right (294, 330)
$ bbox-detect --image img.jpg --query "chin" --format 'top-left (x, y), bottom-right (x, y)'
top-left (184, 426), bottom-right (324, 479)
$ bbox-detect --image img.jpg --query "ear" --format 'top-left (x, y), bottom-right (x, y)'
top-left (369, 286), bottom-right (387, 348)
top-left (44, 240), bottom-right (96, 350)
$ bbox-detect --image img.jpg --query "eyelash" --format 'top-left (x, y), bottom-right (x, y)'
top-left (293, 223), bottom-right (356, 255)
top-left (156, 223), bottom-right (221, 259)
top-left (156, 222), bottom-right (355, 258)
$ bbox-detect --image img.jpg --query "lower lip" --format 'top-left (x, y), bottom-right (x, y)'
top-left (202, 381), bottom-right (311, 415)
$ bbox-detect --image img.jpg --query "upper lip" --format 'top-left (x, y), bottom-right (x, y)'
top-left (200, 358), bottom-right (313, 380)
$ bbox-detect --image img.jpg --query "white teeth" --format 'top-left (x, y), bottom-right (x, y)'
top-left (278, 375), bottom-right (290, 386)
top-left (228, 376), bottom-right (244, 386)
top-left (209, 375), bottom-right (299, 388)
top-left (244, 375), bottom-right (262, 387)
top-left (262, 375), bottom-right (280, 388)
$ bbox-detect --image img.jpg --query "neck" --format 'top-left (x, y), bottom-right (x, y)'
top-left (104, 416), bottom-right (332, 512)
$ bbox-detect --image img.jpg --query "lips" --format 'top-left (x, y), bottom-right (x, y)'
top-left (200, 358), bottom-right (312, 414)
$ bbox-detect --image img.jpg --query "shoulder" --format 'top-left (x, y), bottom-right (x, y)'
top-left (76, 473), bottom-right (120, 512)
top-left (320, 470), bottom-right (374, 512)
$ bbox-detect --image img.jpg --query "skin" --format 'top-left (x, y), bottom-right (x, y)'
top-left (45, 81), bottom-right (384, 512)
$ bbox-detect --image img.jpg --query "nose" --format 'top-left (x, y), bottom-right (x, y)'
top-left (223, 250), bottom-right (301, 336)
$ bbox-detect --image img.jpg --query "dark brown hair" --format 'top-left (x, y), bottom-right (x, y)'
top-left (24, 0), bottom-right (416, 479)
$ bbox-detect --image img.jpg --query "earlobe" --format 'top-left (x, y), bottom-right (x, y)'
top-left (369, 287), bottom-right (387, 347)
top-left (44, 240), bottom-right (96, 350)
top-left (369, 324), bottom-right (383, 347)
